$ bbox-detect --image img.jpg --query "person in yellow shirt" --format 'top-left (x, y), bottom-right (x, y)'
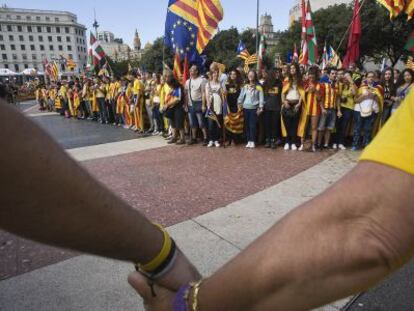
top-left (132, 73), bottom-right (145, 132)
top-left (35, 85), bottom-right (45, 111)
top-left (47, 84), bottom-right (56, 112)
top-left (109, 77), bottom-right (121, 125)
top-left (58, 81), bottom-right (68, 117)
top-left (160, 75), bottom-right (171, 137)
top-left (94, 78), bottom-right (108, 124)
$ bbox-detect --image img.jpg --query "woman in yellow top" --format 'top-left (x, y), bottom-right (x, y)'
top-left (281, 63), bottom-right (306, 151)
top-left (304, 67), bottom-right (322, 152)
top-left (132, 74), bottom-right (145, 132)
top-left (47, 85), bottom-right (56, 112)
top-left (72, 85), bottom-right (81, 119)
top-left (159, 75), bottom-right (170, 137)
top-left (335, 71), bottom-right (357, 150)
top-left (35, 86), bottom-right (45, 111)
top-left (151, 74), bottom-right (163, 135)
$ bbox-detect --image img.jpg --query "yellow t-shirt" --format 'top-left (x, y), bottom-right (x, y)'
top-left (133, 79), bottom-right (144, 96)
top-left (360, 89), bottom-right (414, 175)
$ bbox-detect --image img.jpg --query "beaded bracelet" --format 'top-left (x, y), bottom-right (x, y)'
top-left (173, 284), bottom-right (191, 311)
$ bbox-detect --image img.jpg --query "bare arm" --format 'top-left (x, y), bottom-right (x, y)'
top-left (131, 162), bottom-right (414, 310)
top-left (0, 101), bottom-right (200, 289)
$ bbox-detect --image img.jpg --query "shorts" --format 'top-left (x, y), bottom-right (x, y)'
top-left (318, 108), bottom-right (336, 131)
top-left (188, 101), bottom-right (205, 129)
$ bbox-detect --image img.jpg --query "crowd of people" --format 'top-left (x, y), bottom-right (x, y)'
top-left (32, 61), bottom-right (413, 152)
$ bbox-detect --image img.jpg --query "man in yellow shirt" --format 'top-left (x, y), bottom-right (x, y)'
top-left (94, 78), bottom-right (108, 124)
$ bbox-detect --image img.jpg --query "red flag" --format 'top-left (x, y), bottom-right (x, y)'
top-left (293, 43), bottom-right (299, 62)
top-left (299, 0), bottom-right (307, 65)
top-left (343, 0), bottom-right (361, 68)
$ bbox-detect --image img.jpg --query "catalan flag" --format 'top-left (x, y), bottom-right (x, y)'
top-left (405, 0), bottom-right (414, 20)
top-left (67, 57), bottom-right (76, 71)
top-left (377, 0), bottom-right (405, 19)
top-left (223, 101), bottom-right (244, 135)
top-left (51, 61), bottom-right (59, 81)
top-left (165, 0), bottom-right (223, 56)
top-left (237, 41), bottom-right (250, 60)
top-left (173, 52), bottom-right (182, 81)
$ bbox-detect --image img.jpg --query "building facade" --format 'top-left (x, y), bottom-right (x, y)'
top-left (99, 29), bottom-right (142, 62)
top-left (259, 13), bottom-right (278, 47)
top-left (289, 0), bottom-right (353, 25)
top-left (0, 6), bottom-right (87, 73)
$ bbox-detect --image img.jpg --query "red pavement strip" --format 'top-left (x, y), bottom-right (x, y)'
top-left (0, 145), bottom-right (332, 280)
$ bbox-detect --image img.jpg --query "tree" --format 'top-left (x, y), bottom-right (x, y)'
top-left (140, 37), bottom-right (173, 73)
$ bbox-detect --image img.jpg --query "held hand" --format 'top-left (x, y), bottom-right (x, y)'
top-left (337, 111), bottom-right (343, 118)
top-left (257, 108), bottom-right (263, 116)
top-left (294, 104), bottom-right (301, 112)
top-left (322, 108), bottom-right (327, 115)
top-left (183, 105), bottom-right (188, 113)
top-left (128, 272), bottom-right (175, 311)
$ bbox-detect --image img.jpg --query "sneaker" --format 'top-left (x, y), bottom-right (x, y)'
top-left (152, 131), bottom-right (159, 136)
top-left (167, 138), bottom-right (177, 144)
top-left (207, 141), bottom-right (214, 148)
top-left (246, 142), bottom-right (251, 148)
top-left (250, 142), bottom-right (256, 148)
top-left (176, 139), bottom-right (185, 145)
top-left (187, 139), bottom-right (197, 145)
top-left (291, 144), bottom-right (297, 151)
top-left (299, 144), bottom-right (304, 151)
top-left (270, 140), bottom-right (276, 149)
top-left (312, 145), bottom-right (317, 153)
top-left (284, 143), bottom-right (290, 151)
top-left (123, 125), bottom-right (129, 129)
top-left (324, 144), bottom-right (329, 149)
top-left (338, 144), bottom-right (346, 150)
top-left (332, 144), bottom-right (338, 150)
top-left (214, 141), bottom-right (220, 148)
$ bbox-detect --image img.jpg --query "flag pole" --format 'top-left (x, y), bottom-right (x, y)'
top-left (335, 0), bottom-right (367, 53)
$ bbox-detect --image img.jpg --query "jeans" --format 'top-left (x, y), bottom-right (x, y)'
top-left (208, 114), bottom-right (222, 141)
top-left (264, 110), bottom-right (280, 140)
top-left (382, 105), bottom-right (393, 125)
top-left (244, 108), bottom-right (258, 142)
top-left (145, 102), bottom-right (154, 130)
top-left (188, 101), bottom-right (205, 129)
top-left (335, 107), bottom-right (353, 145)
top-left (352, 111), bottom-right (375, 148)
top-left (282, 109), bottom-right (300, 145)
top-left (152, 104), bottom-right (162, 131)
top-left (97, 97), bottom-right (108, 123)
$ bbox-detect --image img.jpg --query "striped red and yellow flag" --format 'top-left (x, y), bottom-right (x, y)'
top-left (173, 52), bottom-right (182, 81)
top-left (377, 0), bottom-right (405, 19)
top-left (405, 0), bottom-right (414, 20)
top-left (169, 0), bottom-right (224, 53)
top-left (51, 61), bottom-right (59, 81)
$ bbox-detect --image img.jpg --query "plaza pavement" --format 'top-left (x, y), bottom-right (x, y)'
top-left (0, 111), bottom-right (359, 311)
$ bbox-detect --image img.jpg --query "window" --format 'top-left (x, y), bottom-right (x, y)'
top-left (27, 26), bottom-right (32, 32)
top-left (24, 64), bottom-right (29, 69)
top-left (48, 36), bottom-right (53, 42)
top-left (38, 35), bottom-right (43, 42)
top-left (26, 16), bottom-right (31, 20)
top-left (22, 54), bottom-right (27, 60)
top-left (40, 45), bottom-right (45, 51)
top-left (36, 16), bottom-right (41, 21)
top-left (0, 25), bottom-right (2, 31)
top-left (65, 27), bottom-right (69, 33)
top-left (12, 54), bottom-right (18, 60)
top-left (17, 25), bottom-right (22, 32)
top-left (37, 26), bottom-right (42, 32)
top-left (20, 45), bottom-right (26, 51)
top-left (58, 45), bottom-right (63, 51)
top-left (49, 45), bottom-right (54, 51)
top-left (57, 36), bottom-right (62, 42)
top-left (1, 53), bottom-right (7, 60)
top-left (0, 44), bottom-right (4, 50)
top-left (56, 27), bottom-right (60, 33)
top-left (4, 64), bottom-right (8, 69)
top-left (46, 16), bottom-right (50, 21)
top-left (41, 53), bottom-right (46, 59)
top-left (66, 36), bottom-right (71, 42)
top-left (16, 15), bottom-right (21, 20)
top-left (47, 26), bottom-right (51, 33)
top-left (14, 64), bottom-right (19, 72)
top-left (7, 25), bottom-right (12, 31)
top-left (10, 44), bottom-right (15, 50)
top-left (8, 35), bottom-right (14, 41)
top-left (67, 45), bottom-right (72, 51)
top-left (55, 17), bottom-right (59, 22)
top-left (19, 35), bottom-right (24, 41)
top-left (6, 14), bottom-right (11, 19)
top-left (0, 35), bottom-right (4, 41)
top-left (30, 44), bottom-right (35, 50)
top-left (32, 54), bottom-right (37, 60)
top-left (29, 35), bottom-right (34, 42)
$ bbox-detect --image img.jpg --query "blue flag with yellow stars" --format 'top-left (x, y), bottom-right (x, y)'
top-left (164, 0), bottom-right (223, 62)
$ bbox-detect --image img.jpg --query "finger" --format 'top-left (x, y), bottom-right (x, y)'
top-left (128, 271), bottom-right (156, 302)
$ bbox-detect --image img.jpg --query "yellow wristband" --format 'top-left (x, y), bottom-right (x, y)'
top-left (138, 224), bottom-right (172, 273)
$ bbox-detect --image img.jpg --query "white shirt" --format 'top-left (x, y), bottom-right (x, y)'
top-left (185, 76), bottom-right (206, 104)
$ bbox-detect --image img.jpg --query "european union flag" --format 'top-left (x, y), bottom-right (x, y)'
top-left (164, 1), bottom-right (199, 62)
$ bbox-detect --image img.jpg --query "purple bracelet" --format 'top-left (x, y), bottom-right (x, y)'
top-left (173, 284), bottom-right (191, 311)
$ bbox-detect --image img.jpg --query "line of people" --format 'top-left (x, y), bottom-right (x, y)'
top-left (34, 62), bottom-right (413, 151)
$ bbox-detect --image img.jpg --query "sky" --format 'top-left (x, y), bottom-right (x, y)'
top-left (6, 0), bottom-right (292, 46)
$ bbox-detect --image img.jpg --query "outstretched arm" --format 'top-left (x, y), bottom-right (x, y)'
top-left (0, 101), bottom-right (200, 290)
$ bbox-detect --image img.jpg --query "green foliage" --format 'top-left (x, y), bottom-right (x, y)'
top-left (140, 37), bottom-right (173, 73)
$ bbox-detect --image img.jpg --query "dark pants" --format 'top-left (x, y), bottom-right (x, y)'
top-left (244, 108), bottom-right (258, 142)
top-left (97, 98), bottom-right (108, 123)
top-left (152, 105), bottom-right (162, 130)
top-left (110, 100), bottom-right (117, 123)
top-left (352, 111), bottom-right (375, 148)
top-left (382, 105), bottom-right (393, 125)
top-left (282, 109), bottom-right (300, 145)
top-left (335, 107), bottom-right (353, 145)
top-left (168, 106), bottom-right (185, 130)
top-left (264, 110), bottom-right (280, 141)
top-left (208, 114), bottom-right (223, 141)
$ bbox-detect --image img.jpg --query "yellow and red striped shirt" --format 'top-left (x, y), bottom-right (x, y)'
top-left (306, 82), bottom-right (321, 117)
top-left (320, 82), bottom-right (337, 109)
